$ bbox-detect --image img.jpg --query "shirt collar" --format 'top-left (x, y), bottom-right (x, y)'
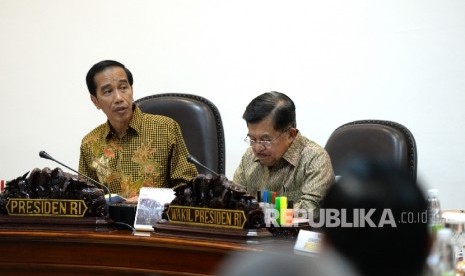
top-left (281, 132), bottom-right (304, 167)
top-left (103, 104), bottom-right (143, 138)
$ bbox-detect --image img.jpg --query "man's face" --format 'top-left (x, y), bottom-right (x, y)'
top-left (246, 116), bottom-right (294, 167)
top-left (91, 66), bottom-right (134, 127)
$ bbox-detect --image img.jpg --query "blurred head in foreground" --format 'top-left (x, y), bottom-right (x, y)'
top-left (320, 159), bottom-right (431, 276)
top-left (216, 251), bottom-right (322, 276)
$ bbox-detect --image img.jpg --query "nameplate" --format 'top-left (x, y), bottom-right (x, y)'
top-left (6, 198), bottom-right (88, 218)
top-left (166, 205), bottom-right (247, 229)
top-left (293, 230), bottom-right (322, 255)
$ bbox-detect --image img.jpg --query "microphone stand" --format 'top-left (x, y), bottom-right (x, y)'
top-left (39, 151), bottom-right (138, 232)
top-left (186, 155), bottom-right (219, 177)
top-left (39, 151), bottom-right (112, 204)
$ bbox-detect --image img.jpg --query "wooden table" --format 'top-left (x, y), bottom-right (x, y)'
top-left (0, 229), bottom-right (295, 276)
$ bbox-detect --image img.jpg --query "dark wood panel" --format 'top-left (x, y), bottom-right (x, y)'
top-left (0, 230), bottom-right (290, 275)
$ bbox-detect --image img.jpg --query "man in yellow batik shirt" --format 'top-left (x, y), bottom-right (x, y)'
top-left (79, 60), bottom-right (197, 201)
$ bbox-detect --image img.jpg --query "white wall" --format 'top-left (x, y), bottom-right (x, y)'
top-left (1, 0), bottom-right (464, 209)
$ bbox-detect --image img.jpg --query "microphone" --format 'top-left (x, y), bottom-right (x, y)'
top-left (186, 155), bottom-right (219, 177)
top-left (39, 150), bottom-right (112, 203)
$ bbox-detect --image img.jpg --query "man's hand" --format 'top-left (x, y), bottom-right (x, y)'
top-left (124, 195), bottom-right (139, 204)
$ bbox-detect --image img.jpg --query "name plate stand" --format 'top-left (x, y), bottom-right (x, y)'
top-left (0, 198), bottom-right (113, 231)
top-left (153, 205), bottom-right (272, 241)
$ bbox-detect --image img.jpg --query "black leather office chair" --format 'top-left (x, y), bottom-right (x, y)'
top-left (135, 93), bottom-right (225, 175)
top-left (324, 120), bottom-right (417, 181)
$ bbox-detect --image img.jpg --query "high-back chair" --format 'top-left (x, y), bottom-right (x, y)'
top-left (324, 120), bottom-right (417, 181)
top-left (135, 93), bottom-right (225, 175)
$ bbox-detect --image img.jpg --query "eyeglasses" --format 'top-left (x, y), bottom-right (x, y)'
top-left (244, 128), bottom-right (290, 148)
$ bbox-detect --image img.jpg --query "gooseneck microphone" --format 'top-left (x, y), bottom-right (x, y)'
top-left (186, 155), bottom-right (219, 177)
top-left (39, 150), bottom-right (112, 203)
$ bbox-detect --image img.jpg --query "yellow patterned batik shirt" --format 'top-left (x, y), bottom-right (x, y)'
top-left (79, 106), bottom-right (198, 198)
top-left (233, 133), bottom-right (335, 210)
